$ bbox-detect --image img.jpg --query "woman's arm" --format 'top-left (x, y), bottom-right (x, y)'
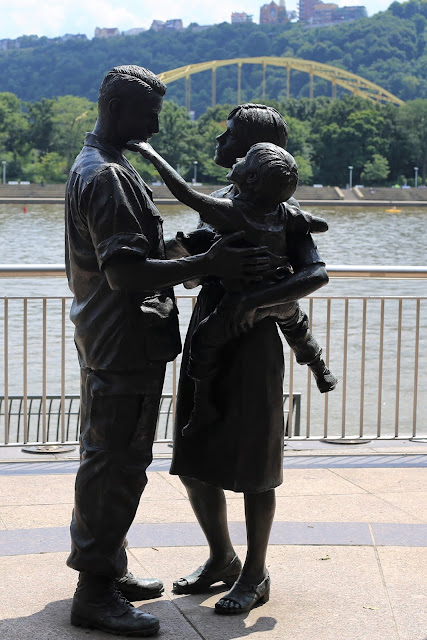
top-left (127, 141), bottom-right (237, 232)
top-left (227, 234), bottom-right (329, 335)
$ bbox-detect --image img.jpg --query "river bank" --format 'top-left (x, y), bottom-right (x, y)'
top-left (1, 184), bottom-right (427, 207)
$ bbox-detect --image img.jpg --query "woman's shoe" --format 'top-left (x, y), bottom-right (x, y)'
top-left (173, 556), bottom-right (242, 594)
top-left (214, 571), bottom-right (270, 615)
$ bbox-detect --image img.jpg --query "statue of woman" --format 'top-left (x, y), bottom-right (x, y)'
top-left (168, 104), bottom-right (332, 614)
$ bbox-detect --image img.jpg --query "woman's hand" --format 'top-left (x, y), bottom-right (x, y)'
top-left (219, 292), bottom-right (257, 337)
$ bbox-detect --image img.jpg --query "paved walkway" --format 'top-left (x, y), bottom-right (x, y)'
top-left (0, 443), bottom-right (426, 640)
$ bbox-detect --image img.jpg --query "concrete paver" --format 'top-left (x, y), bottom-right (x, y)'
top-left (331, 468), bottom-right (427, 493)
top-left (0, 474), bottom-right (75, 506)
top-left (375, 492), bottom-right (427, 523)
top-left (377, 547), bottom-right (427, 640)
top-left (271, 494), bottom-right (422, 523)
top-left (0, 458), bottom-right (426, 639)
top-left (275, 468), bottom-right (368, 495)
top-left (0, 503), bottom-right (73, 529)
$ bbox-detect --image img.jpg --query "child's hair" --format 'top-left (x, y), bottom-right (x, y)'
top-left (245, 142), bottom-right (298, 204)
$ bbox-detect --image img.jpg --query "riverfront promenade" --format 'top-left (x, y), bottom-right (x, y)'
top-left (2, 183), bottom-right (427, 207)
top-left (0, 441), bottom-right (426, 640)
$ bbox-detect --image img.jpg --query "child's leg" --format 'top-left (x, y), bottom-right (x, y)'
top-left (277, 303), bottom-right (337, 393)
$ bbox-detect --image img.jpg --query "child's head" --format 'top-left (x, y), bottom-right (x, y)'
top-left (228, 142), bottom-right (298, 205)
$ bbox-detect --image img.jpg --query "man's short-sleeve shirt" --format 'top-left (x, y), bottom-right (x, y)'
top-left (65, 133), bottom-right (181, 371)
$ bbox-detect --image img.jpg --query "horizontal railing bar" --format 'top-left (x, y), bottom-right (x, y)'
top-left (1, 264), bottom-right (427, 279)
top-left (2, 295), bottom-right (426, 302)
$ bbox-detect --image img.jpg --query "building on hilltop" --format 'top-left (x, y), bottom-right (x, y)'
top-left (94, 27), bottom-right (120, 38)
top-left (260, 0), bottom-right (288, 24)
top-left (299, 0), bottom-right (367, 24)
top-left (0, 38), bottom-right (20, 50)
top-left (150, 19), bottom-right (183, 31)
top-left (231, 12), bottom-right (253, 23)
top-left (311, 2), bottom-right (339, 23)
top-left (298, 0), bottom-right (317, 20)
top-left (335, 5), bottom-right (367, 21)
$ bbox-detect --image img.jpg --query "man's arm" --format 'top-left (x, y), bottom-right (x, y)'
top-left (104, 232), bottom-right (269, 292)
top-left (83, 164), bottom-right (270, 293)
top-left (127, 141), bottom-right (238, 232)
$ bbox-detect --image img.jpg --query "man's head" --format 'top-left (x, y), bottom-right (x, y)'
top-left (215, 104), bottom-right (289, 168)
top-left (227, 142), bottom-right (298, 205)
top-left (97, 65), bottom-right (166, 145)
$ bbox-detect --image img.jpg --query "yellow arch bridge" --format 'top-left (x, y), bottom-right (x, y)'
top-left (158, 57), bottom-right (403, 110)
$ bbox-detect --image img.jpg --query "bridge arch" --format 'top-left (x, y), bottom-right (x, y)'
top-left (158, 57), bottom-right (403, 110)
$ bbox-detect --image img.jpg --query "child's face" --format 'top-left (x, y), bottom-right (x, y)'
top-left (226, 155), bottom-right (257, 189)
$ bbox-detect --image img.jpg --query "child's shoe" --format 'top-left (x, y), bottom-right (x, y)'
top-left (309, 357), bottom-right (338, 393)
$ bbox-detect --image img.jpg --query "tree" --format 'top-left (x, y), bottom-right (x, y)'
top-left (150, 101), bottom-right (198, 178)
top-left (361, 153), bottom-right (390, 184)
top-left (51, 95), bottom-right (97, 171)
top-left (395, 98), bottom-right (427, 180)
top-left (0, 92), bottom-right (30, 179)
top-left (26, 98), bottom-right (55, 156)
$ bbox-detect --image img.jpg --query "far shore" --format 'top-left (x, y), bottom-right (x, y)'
top-left (1, 184), bottom-right (427, 208)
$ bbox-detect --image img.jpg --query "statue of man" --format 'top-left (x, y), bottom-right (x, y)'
top-left (65, 66), bottom-right (270, 637)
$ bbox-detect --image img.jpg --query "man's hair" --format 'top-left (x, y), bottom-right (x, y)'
top-left (98, 65), bottom-right (166, 112)
top-left (246, 142), bottom-right (298, 203)
top-left (228, 104), bottom-right (289, 150)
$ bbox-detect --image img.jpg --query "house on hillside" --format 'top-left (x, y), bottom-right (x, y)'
top-left (260, 0), bottom-right (288, 24)
top-left (94, 27), bottom-right (120, 39)
top-left (231, 12), bottom-right (253, 23)
top-left (150, 19), bottom-right (183, 31)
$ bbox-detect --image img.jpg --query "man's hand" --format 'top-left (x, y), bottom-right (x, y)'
top-left (204, 232), bottom-right (271, 282)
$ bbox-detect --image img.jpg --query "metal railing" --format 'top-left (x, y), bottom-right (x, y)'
top-left (1, 264), bottom-right (426, 445)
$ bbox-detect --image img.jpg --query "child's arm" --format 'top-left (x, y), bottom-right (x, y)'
top-left (127, 141), bottom-right (238, 233)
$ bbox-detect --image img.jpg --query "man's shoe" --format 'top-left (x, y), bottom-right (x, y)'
top-left (115, 572), bottom-right (164, 602)
top-left (71, 574), bottom-right (159, 637)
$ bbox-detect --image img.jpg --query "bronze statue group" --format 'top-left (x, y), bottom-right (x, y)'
top-left (65, 65), bottom-right (337, 637)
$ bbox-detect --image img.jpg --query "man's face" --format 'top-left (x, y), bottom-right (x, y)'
top-left (214, 117), bottom-right (250, 168)
top-left (116, 89), bottom-right (163, 145)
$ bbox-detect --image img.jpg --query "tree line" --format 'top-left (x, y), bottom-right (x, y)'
top-left (1, 0), bottom-right (427, 117)
top-left (1, 91), bottom-right (427, 187)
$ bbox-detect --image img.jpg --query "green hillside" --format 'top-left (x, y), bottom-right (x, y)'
top-left (1, 0), bottom-right (427, 116)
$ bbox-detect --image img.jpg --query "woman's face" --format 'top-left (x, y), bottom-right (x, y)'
top-left (214, 117), bottom-right (250, 169)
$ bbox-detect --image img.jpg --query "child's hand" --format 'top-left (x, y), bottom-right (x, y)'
top-left (126, 140), bottom-right (154, 157)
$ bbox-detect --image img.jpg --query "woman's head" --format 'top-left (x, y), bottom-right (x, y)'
top-left (215, 104), bottom-right (289, 168)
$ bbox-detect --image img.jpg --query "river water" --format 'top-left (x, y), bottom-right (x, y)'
top-left (0, 203), bottom-right (426, 439)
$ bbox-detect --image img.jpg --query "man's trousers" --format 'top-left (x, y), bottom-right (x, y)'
top-left (67, 366), bottom-right (165, 578)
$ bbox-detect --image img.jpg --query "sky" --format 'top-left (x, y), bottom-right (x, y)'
top-left (1, 0), bottom-right (395, 40)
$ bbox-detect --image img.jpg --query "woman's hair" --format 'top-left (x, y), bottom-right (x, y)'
top-left (98, 65), bottom-right (166, 112)
top-left (227, 103), bottom-right (289, 150)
